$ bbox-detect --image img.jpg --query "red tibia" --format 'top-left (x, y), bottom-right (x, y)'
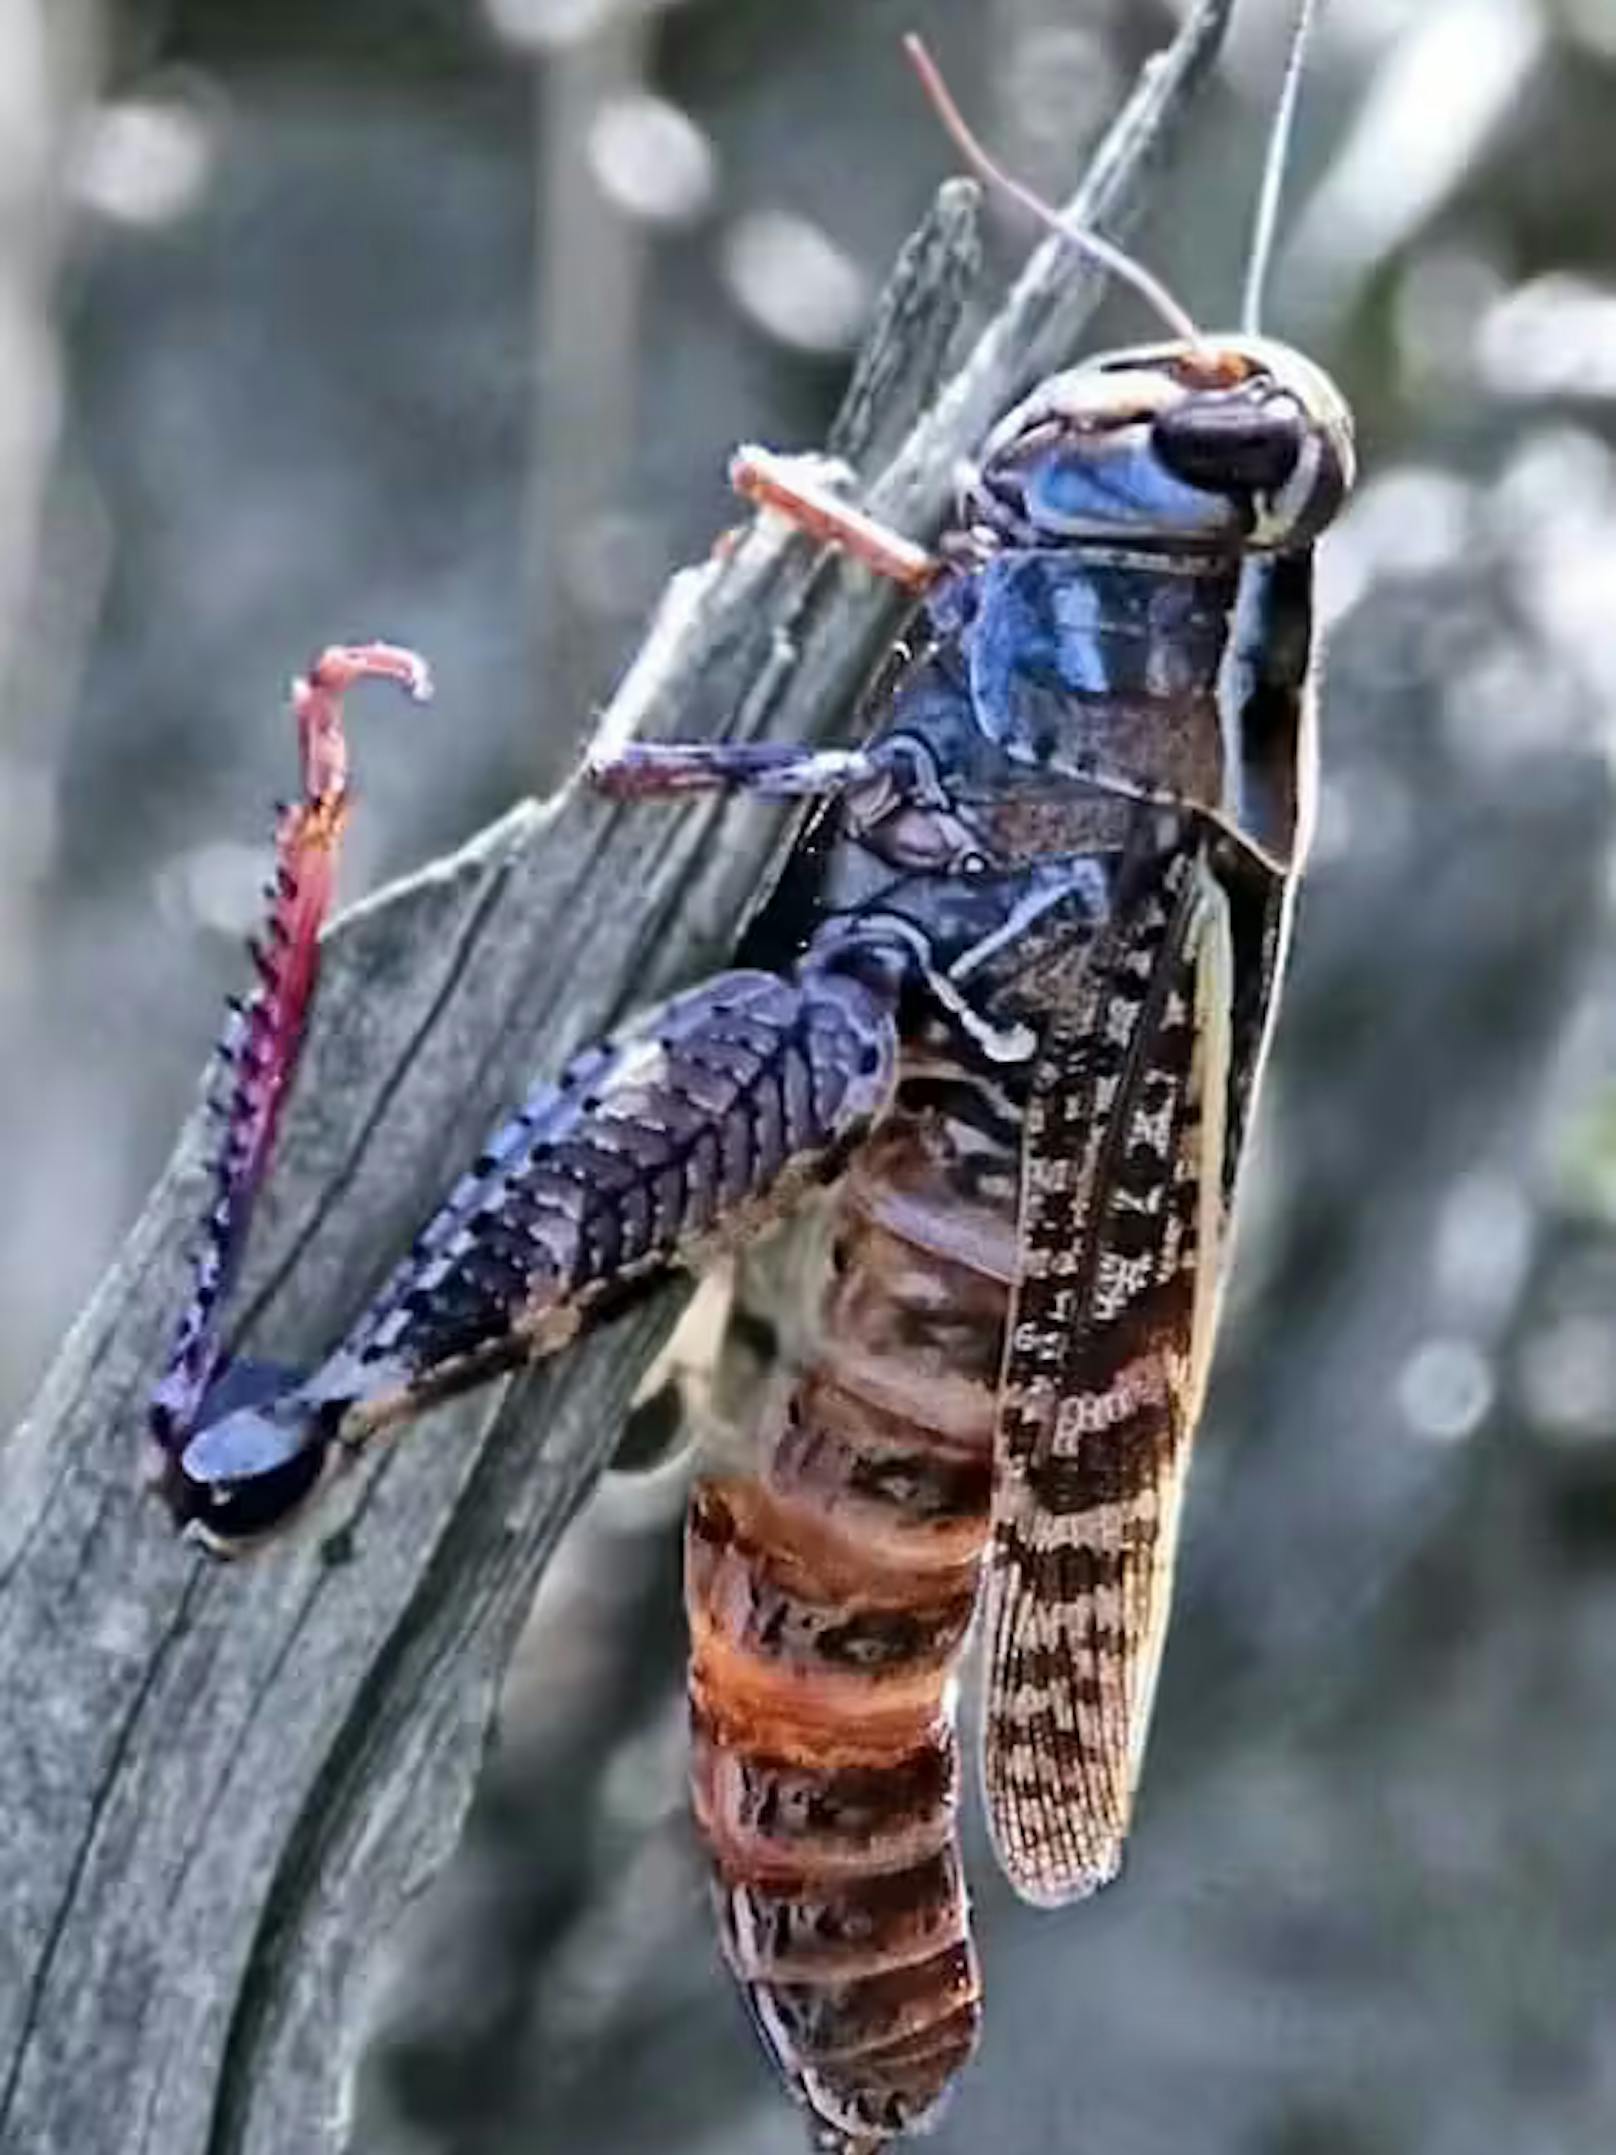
top-left (232, 642), bottom-right (431, 1212)
top-left (149, 643), bottom-right (432, 1455)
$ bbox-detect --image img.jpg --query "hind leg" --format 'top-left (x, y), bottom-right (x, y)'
top-left (167, 947), bottom-right (905, 1550)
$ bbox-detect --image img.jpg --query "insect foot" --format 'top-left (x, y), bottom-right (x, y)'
top-left (164, 1390), bottom-right (337, 1554)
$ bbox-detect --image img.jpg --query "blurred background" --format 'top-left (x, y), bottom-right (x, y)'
top-left (7, 0), bottom-right (1616, 2150)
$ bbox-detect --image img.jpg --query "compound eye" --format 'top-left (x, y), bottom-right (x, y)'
top-left (176, 1405), bottom-right (332, 1544)
top-left (1151, 389), bottom-right (1303, 497)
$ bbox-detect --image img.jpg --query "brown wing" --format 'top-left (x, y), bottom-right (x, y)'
top-left (982, 837), bottom-right (1235, 1906)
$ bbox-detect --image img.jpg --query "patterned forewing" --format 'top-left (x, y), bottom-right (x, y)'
top-left (984, 840), bottom-right (1234, 1906)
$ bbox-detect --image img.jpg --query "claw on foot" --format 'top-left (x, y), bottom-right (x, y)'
top-left (293, 641), bottom-right (433, 804)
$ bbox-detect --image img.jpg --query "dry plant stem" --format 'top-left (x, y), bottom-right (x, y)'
top-left (0, 9), bottom-right (1234, 2155)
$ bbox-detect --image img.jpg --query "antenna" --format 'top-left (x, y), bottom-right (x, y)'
top-left (903, 33), bottom-right (1203, 348)
top-left (1241, 0), bottom-right (1320, 332)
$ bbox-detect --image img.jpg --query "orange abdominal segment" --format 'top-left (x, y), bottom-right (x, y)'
top-left (686, 1065), bottom-right (1018, 2148)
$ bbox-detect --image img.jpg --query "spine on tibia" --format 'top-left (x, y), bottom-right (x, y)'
top-left (685, 1079), bottom-right (1016, 2145)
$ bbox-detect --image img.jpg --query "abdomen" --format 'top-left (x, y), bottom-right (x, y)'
top-left (686, 1057), bottom-right (1020, 2145)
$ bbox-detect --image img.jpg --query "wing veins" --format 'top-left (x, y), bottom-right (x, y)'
top-left (1026, 848), bottom-right (1207, 1474)
top-left (984, 833), bottom-right (1236, 1905)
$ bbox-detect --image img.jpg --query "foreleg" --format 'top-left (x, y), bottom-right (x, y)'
top-left (728, 445), bottom-right (937, 592)
top-left (586, 446), bottom-right (936, 802)
top-left (587, 739), bottom-right (883, 801)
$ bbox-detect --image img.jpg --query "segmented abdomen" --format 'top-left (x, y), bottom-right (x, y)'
top-left (686, 1059), bottom-right (1019, 2147)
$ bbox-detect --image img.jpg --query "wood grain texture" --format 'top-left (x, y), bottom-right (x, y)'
top-left (0, 10), bottom-right (1233, 2153)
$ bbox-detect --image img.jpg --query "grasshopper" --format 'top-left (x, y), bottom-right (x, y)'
top-left (146, 17), bottom-right (1353, 2151)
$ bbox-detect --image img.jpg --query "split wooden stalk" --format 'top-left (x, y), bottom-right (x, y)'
top-left (0, 8), bottom-right (1234, 2154)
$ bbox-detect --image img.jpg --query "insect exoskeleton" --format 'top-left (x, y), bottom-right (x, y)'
top-left (964, 336), bottom-right (1354, 557)
top-left (146, 9), bottom-right (1357, 2152)
top-left (677, 332), bottom-right (1357, 2150)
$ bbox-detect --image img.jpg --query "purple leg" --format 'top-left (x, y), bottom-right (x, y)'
top-left (586, 740), bottom-right (882, 801)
